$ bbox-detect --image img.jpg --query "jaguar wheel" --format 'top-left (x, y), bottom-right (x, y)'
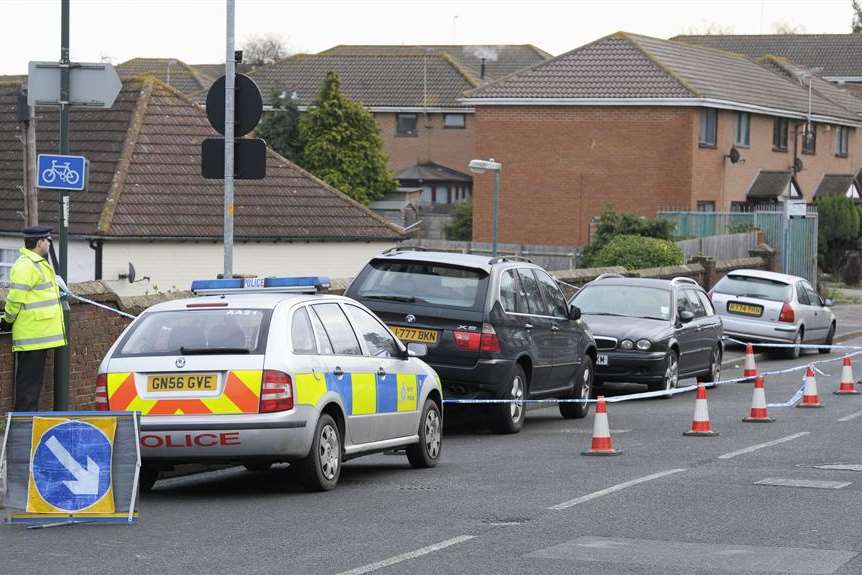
top-left (649, 350), bottom-right (678, 397)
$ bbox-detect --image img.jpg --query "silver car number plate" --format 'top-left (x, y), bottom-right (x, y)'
top-left (596, 354), bottom-right (609, 366)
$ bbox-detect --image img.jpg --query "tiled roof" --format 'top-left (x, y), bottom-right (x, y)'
top-left (0, 78), bottom-right (401, 242)
top-left (190, 63), bottom-right (256, 81)
top-left (117, 58), bottom-right (214, 96)
top-left (814, 174), bottom-right (858, 198)
top-left (758, 56), bottom-right (862, 117)
top-left (746, 171), bottom-right (798, 200)
top-left (319, 45), bottom-right (552, 82)
top-left (396, 162), bottom-right (472, 183)
top-left (248, 54), bottom-right (477, 108)
top-left (465, 33), bottom-right (862, 123)
top-left (673, 34), bottom-right (862, 78)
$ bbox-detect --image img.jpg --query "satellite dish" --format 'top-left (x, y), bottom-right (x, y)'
top-left (127, 262), bottom-right (136, 284)
top-left (728, 147), bottom-right (741, 164)
top-left (794, 157), bottom-right (804, 172)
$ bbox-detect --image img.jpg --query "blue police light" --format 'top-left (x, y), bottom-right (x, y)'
top-left (191, 276), bottom-right (332, 295)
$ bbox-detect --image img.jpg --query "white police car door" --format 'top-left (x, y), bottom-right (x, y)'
top-left (309, 303), bottom-right (381, 446)
top-left (344, 303), bottom-right (421, 440)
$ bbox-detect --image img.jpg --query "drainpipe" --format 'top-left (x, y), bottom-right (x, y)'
top-left (89, 239), bottom-right (103, 280)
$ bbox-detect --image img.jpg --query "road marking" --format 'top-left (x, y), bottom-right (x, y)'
top-left (548, 468), bottom-right (687, 510)
top-left (755, 478), bottom-right (852, 489)
top-left (336, 535), bottom-right (475, 575)
top-left (717, 432), bottom-right (810, 460)
top-left (802, 463), bottom-right (862, 472)
top-left (838, 409), bottom-right (862, 422)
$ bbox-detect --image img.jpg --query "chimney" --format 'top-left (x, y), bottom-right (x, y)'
top-left (480, 58), bottom-right (486, 80)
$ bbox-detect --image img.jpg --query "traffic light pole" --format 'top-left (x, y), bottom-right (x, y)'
top-left (223, 0), bottom-right (235, 279)
top-left (54, 0), bottom-right (71, 410)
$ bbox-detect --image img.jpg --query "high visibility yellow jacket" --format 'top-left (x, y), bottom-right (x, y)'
top-left (2, 248), bottom-right (66, 352)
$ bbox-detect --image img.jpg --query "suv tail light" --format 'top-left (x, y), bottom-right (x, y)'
top-left (779, 303), bottom-right (795, 323)
top-left (480, 322), bottom-right (501, 353)
top-left (453, 323), bottom-right (501, 353)
top-left (260, 370), bottom-right (294, 413)
top-left (95, 373), bottom-right (109, 410)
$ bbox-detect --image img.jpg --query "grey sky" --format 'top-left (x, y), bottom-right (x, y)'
top-left (0, 0), bottom-right (856, 75)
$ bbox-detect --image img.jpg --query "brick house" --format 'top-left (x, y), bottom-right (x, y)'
top-left (674, 34), bottom-right (862, 96)
top-left (464, 33), bottom-right (862, 246)
top-left (0, 77), bottom-right (402, 295)
top-left (248, 46), bottom-right (550, 206)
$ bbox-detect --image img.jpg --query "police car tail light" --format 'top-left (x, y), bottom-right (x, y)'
top-left (95, 373), bottom-right (109, 410)
top-left (479, 323), bottom-right (501, 353)
top-left (260, 370), bottom-right (294, 413)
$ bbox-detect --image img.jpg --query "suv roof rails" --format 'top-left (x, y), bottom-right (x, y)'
top-left (594, 272), bottom-right (625, 281)
top-left (671, 277), bottom-right (700, 286)
top-left (381, 245), bottom-right (428, 255)
top-left (488, 255), bottom-right (533, 265)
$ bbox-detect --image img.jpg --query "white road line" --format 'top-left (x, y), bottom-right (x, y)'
top-left (838, 409), bottom-right (862, 422)
top-left (336, 535), bottom-right (476, 575)
top-left (548, 468), bottom-right (687, 510)
top-left (717, 432), bottom-right (810, 460)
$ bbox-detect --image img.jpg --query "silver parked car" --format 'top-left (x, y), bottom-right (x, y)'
top-left (709, 269), bottom-right (836, 358)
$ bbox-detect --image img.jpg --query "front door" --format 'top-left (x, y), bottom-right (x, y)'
top-left (534, 269), bottom-right (582, 392)
top-left (516, 268), bottom-right (555, 392)
top-left (674, 289), bottom-right (701, 377)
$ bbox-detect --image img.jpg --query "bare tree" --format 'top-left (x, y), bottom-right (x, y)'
top-left (853, 0), bottom-right (862, 33)
top-left (680, 21), bottom-right (735, 35)
top-left (772, 19), bottom-right (806, 34)
top-left (240, 34), bottom-right (291, 66)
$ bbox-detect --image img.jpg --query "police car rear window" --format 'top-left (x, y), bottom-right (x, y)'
top-left (115, 309), bottom-right (271, 357)
top-left (353, 260), bottom-right (488, 310)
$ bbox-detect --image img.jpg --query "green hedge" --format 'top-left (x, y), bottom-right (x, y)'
top-left (592, 234), bottom-right (685, 270)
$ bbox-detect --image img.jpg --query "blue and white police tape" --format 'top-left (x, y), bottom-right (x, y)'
top-left (723, 336), bottom-right (862, 351)
top-left (61, 291), bottom-right (138, 320)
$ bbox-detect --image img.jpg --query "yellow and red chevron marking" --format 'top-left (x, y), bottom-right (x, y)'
top-left (107, 371), bottom-right (262, 415)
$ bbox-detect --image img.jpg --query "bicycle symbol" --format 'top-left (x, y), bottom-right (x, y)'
top-left (41, 160), bottom-right (81, 186)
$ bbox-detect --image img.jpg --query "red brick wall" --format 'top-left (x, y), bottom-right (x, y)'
top-left (471, 106), bottom-right (695, 246)
top-left (1, 293), bottom-right (132, 415)
top-left (376, 111), bottom-right (476, 173)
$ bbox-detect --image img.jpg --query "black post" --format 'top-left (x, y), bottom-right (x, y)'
top-left (54, 0), bottom-right (71, 410)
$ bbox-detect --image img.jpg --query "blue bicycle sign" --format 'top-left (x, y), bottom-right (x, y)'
top-left (37, 154), bottom-right (87, 191)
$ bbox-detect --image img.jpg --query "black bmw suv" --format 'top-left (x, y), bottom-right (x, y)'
top-left (345, 248), bottom-right (597, 433)
top-left (569, 275), bottom-right (724, 393)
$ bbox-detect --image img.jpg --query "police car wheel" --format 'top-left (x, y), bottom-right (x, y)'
top-left (140, 466), bottom-right (159, 492)
top-left (407, 400), bottom-right (443, 468)
top-left (298, 413), bottom-right (342, 491)
top-left (492, 364), bottom-right (527, 434)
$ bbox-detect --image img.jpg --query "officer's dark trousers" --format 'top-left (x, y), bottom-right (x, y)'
top-left (14, 349), bottom-right (48, 411)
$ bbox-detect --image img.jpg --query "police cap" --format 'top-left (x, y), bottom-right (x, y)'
top-left (22, 225), bottom-right (53, 240)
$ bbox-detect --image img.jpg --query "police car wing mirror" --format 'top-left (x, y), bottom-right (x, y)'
top-left (406, 342), bottom-right (428, 358)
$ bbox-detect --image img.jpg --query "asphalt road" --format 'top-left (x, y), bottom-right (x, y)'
top-left (4, 318), bottom-right (862, 574)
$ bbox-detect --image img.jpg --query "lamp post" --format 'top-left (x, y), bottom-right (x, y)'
top-left (468, 158), bottom-right (502, 256)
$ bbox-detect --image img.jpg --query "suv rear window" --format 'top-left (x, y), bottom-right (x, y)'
top-left (115, 309), bottom-right (270, 357)
top-left (713, 275), bottom-right (791, 302)
top-left (352, 260), bottom-right (488, 310)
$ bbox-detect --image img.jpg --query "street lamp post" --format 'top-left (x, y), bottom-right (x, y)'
top-left (468, 158), bottom-right (502, 256)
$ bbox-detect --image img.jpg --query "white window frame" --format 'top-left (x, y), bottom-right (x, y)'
top-left (699, 109), bottom-right (717, 147)
top-left (443, 113), bottom-right (466, 129)
top-left (735, 112), bottom-right (750, 146)
top-left (837, 126), bottom-right (850, 157)
top-left (0, 248), bottom-right (16, 285)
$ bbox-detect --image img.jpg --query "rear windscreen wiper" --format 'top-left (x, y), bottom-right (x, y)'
top-left (179, 347), bottom-right (250, 355)
top-left (363, 294), bottom-right (418, 303)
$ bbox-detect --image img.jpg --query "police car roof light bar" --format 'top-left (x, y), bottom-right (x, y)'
top-left (191, 276), bottom-right (332, 295)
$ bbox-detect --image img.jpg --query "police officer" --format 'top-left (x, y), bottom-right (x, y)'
top-left (0, 225), bottom-right (67, 411)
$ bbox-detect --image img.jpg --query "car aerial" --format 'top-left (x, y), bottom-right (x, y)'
top-left (95, 276), bottom-right (443, 492)
top-left (709, 269), bottom-right (836, 358)
top-left (569, 275), bottom-right (723, 393)
top-left (344, 248), bottom-right (597, 434)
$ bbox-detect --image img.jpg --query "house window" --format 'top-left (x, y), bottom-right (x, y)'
top-left (773, 117), bottom-right (789, 151)
top-left (396, 113), bottom-right (418, 137)
top-left (735, 112), bottom-right (750, 146)
top-left (697, 201), bottom-right (716, 212)
top-left (434, 185), bottom-right (449, 204)
top-left (837, 126), bottom-right (850, 157)
top-left (699, 109), bottom-right (717, 147)
top-left (802, 123), bottom-right (816, 155)
top-left (0, 248), bottom-right (16, 284)
top-left (443, 113), bottom-right (466, 129)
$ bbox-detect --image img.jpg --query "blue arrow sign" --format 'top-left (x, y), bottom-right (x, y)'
top-left (31, 420), bottom-right (112, 512)
top-left (36, 154), bottom-right (87, 191)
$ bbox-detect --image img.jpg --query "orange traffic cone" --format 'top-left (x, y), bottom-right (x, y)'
top-left (743, 343), bottom-right (758, 380)
top-left (797, 366), bottom-right (823, 408)
top-left (684, 384), bottom-right (719, 436)
top-left (742, 376), bottom-right (775, 422)
top-left (582, 396), bottom-right (621, 456)
top-left (834, 356), bottom-right (860, 395)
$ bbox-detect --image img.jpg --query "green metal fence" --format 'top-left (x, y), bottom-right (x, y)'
top-left (658, 208), bottom-right (818, 288)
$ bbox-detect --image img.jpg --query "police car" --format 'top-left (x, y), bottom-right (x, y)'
top-left (95, 277), bottom-right (443, 492)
